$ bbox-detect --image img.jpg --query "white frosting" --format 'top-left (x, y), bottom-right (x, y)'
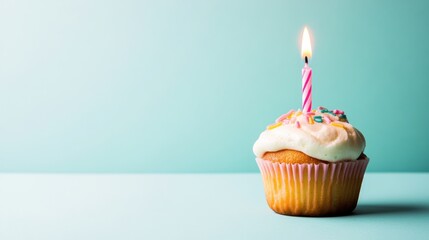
top-left (253, 111), bottom-right (366, 162)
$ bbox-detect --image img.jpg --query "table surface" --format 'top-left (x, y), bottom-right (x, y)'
top-left (0, 173), bottom-right (428, 240)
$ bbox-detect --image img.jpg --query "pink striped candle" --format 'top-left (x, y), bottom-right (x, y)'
top-left (302, 63), bottom-right (312, 113)
top-left (301, 27), bottom-right (313, 113)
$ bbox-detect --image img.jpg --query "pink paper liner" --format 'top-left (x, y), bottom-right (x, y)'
top-left (256, 157), bottom-right (369, 216)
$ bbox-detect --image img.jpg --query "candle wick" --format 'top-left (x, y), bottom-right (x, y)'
top-left (305, 56), bottom-right (308, 64)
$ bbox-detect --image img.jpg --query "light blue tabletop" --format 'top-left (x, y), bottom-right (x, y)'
top-left (0, 173), bottom-right (428, 240)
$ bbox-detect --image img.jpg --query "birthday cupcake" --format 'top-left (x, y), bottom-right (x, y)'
top-left (253, 107), bottom-right (368, 216)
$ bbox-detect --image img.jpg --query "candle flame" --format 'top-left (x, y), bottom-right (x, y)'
top-left (301, 27), bottom-right (312, 59)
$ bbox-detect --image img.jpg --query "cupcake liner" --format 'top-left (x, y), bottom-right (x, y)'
top-left (256, 157), bottom-right (369, 216)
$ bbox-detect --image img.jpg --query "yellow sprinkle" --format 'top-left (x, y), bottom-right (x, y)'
top-left (312, 109), bottom-right (316, 113)
top-left (287, 111), bottom-right (295, 119)
top-left (267, 122), bottom-right (282, 130)
top-left (330, 122), bottom-right (344, 129)
top-left (308, 116), bottom-right (314, 125)
top-left (296, 111), bottom-right (302, 117)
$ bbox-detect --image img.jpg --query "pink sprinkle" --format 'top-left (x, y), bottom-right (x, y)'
top-left (305, 112), bottom-right (315, 116)
top-left (296, 121), bottom-right (301, 128)
top-left (333, 109), bottom-right (344, 115)
top-left (276, 114), bottom-right (288, 123)
top-left (318, 106), bottom-right (327, 110)
top-left (324, 116), bottom-right (332, 124)
top-left (304, 116), bottom-right (309, 123)
top-left (276, 110), bottom-right (294, 122)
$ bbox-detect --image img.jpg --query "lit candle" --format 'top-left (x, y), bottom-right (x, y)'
top-left (301, 27), bottom-right (313, 113)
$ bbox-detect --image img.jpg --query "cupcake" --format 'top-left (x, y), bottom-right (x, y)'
top-left (253, 107), bottom-right (368, 216)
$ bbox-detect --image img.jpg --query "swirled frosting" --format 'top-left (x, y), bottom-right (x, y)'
top-left (253, 108), bottom-right (366, 162)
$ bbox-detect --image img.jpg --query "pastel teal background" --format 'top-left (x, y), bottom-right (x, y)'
top-left (0, 0), bottom-right (428, 173)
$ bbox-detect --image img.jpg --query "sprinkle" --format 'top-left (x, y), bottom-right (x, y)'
top-left (321, 109), bottom-right (336, 115)
top-left (312, 109), bottom-right (316, 113)
top-left (296, 121), bottom-right (301, 128)
top-left (295, 111), bottom-right (302, 117)
top-left (276, 114), bottom-right (287, 123)
top-left (333, 109), bottom-right (344, 115)
top-left (324, 116), bottom-right (332, 124)
top-left (276, 110), bottom-right (294, 122)
top-left (267, 122), bottom-right (282, 130)
top-left (314, 116), bottom-right (323, 123)
top-left (330, 122), bottom-right (344, 129)
top-left (304, 116), bottom-right (309, 123)
top-left (339, 114), bottom-right (348, 122)
top-left (305, 112), bottom-right (315, 116)
top-left (308, 116), bottom-right (314, 125)
top-left (318, 106), bottom-right (327, 110)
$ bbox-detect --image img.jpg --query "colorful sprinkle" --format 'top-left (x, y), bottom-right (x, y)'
top-left (324, 116), bottom-right (332, 124)
top-left (333, 109), bottom-right (344, 115)
top-left (339, 114), bottom-right (348, 122)
top-left (305, 112), bottom-right (315, 116)
top-left (314, 116), bottom-right (323, 123)
top-left (276, 110), bottom-right (294, 123)
top-left (295, 111), bottom-right (302, 117)
top-left (321, 109), bottom-right (335, 116)
top-left (318, 106), bottom-right (327, 110)
top-left (296, 121), bottom-right (301, 128)
top-left (308, 116), bottom-right (314, 125)
top-left (330, 122), bottom-right (344, 129)
top-left (267, 122), bottom-right (282, 130)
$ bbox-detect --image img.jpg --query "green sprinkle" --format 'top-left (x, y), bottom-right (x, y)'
top-left (340, 114), bottom-right (347, 119)
top-left (314, 116), bottom-right (323, 123)
top-left (320, 109), bottom-right (330, 113)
